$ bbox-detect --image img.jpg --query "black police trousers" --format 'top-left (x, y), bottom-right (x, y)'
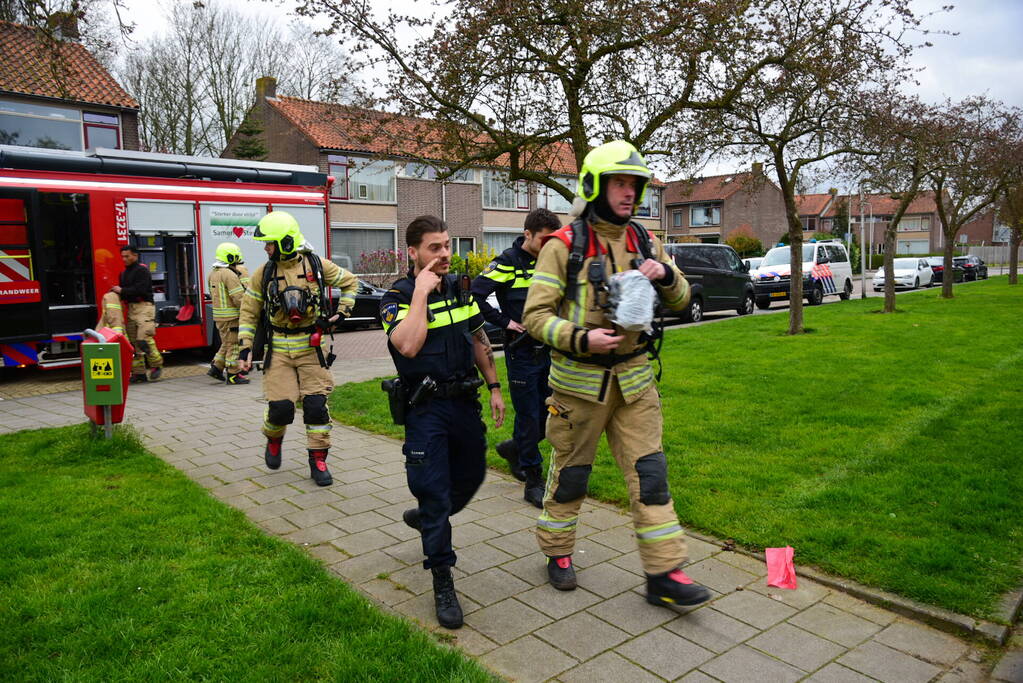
top-left (402, 394), bottom-right (487, 569)
top-left (505, 346), bottom-right (551, 469)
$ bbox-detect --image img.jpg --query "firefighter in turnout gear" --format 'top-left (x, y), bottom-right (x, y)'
top-left (112, 245), bottom-right (163, 382)
top-left (381, 215), bottom-right (505, 630)
top-left (522, 140), bottom-right (711, 607)
top-left (236, 211), bottom-right (358, 487)
top-left (207, 242), bottom-right (250, 384)
top-left (471, 208), bottom-right (560, 508)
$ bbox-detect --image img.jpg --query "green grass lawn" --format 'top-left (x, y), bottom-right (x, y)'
top-left (0, 425), bottom-right (493, 682)
top-left (330, 278), bottom-right (1023, 620)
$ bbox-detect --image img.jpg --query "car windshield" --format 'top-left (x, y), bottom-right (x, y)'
top-left (953, 257), bottom-right (967, 263)
top-left (761, 245), bottom-right (814, 267)
top-left (894, 258), bottom-right (919, 268)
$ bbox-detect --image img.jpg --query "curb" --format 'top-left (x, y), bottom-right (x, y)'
top-left (686, 531), bottom-right (1018, 646)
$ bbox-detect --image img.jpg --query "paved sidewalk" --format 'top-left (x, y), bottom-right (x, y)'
top-left (0, 363), bottom-right (1001, 682)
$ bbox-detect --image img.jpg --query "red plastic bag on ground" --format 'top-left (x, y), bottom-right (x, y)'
top-left (766, 546), bottom-right (797, 590)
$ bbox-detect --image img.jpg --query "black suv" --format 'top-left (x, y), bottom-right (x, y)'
top-left (663, 243), bottom-right (756, 322)
top-left (952, 255), bottom-right (988, 281)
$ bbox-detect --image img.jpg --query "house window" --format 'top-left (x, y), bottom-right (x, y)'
top-left (348, 159), bottom-right (396, 203)
top-left (483, 230), bottom-right (520, 252)
top-left (447, 167), bottom-right (476, 183)
top-left (538, 177), bottom-right (573, 214)
top-left (83, 111), bottom-right (120, 149)
top-left (636, 189), bottom-right (660, 218)
top-left (454, 237), bottom-right (474, 258)
top-left (328, 159), bottom-right (349, 200)
top-left (482, 170), bottom-right (528, 210)
top-left (690, 203), bottom-right (721, 227)
top-left (897, 216), bottom-right (928, 232)
top-left (330, 226), bottom-right (397, 273)
top-left (672, 210), bottom-right (682, 228)
top-left (401, 162), bottom-right (437, 180)
top-left (0, 100), bottom-right (83, 150)
top-left (801, 216), bottom-right (817, 232)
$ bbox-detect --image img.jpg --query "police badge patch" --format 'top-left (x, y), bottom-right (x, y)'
top-left (381, 302), bottom-right (398, 326)
top-left (482, 261), bottom-right (499, 275)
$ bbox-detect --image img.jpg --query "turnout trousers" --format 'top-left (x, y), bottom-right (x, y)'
top-left (403, 395), bottom-right (487, 569)
top-left (212, 319), bottom-right (240, 372)
top-left (99, 291), bottom-right (125, 336)
top-left (505, 346), bottom-right (551, 469)
top-left (262, 349), bottom-right (334, 449)
top-left (537, 377), bottom-right (688, 575)
top-left (126, 301), bottom-right (163, 372)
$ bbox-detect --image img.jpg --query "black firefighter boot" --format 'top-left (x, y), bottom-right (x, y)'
top-left (264, 436), bottom-right (283, 470)
top-left (431, 566), bottom-right (463, 629)
top-left (496, 439), bottom-right (526, 482)
top-left (646, 568), bottom-right (712, 608)
top-left (308, 449), bottom-right (333, 487)
top-left (522, 466), bottom-right (544, 509)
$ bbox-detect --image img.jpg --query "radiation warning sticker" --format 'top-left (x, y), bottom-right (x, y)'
top-left (381, 302), bottom-right (398, 326)
top-left (90, 358), bottom-right (114, 380)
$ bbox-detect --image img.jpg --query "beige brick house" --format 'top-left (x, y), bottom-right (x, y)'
top-left (0, 19), bottom-right (140, 152)
top-left (222, 77), bottom-right (665, 275)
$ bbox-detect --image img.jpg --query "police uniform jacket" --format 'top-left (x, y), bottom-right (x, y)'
top-left (238, 251), bottom-right (357, 357)
top-left (522, 215), bottom-right (689, 405)
top-left (380, 271), bottom-right (486, 384)
top-left (470, 235), bottom-right (536, 329)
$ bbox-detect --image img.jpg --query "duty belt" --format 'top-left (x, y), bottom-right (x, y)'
top-left (433, 377), bottom-right (484, 398)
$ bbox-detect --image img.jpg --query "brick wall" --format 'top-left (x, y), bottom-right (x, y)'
top-left (221, 99), bottom-right (319, 167)
top-left (957, 209), bottom-right (996, 244)
top-left (119, 110), bottom-right (140, 151)
top-left (723, 185), bottom-right (787, 246)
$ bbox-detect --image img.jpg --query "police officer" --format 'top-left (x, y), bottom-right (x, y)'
top-left (471, 208), bottom-right (560, 508)
top-left (207, 242), bottom-right (250, 385)
top-left (111, 245), bottom-right (163, 382)
top-left (380, 215), bottom-right (505, 630)
top-left (236, 211), bottom-right (358, 486)
top-left (522, 140), bottom-right (712, 608)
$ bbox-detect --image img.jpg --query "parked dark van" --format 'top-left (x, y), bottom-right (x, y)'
top-left (663, 243), bottom-right (756, 322)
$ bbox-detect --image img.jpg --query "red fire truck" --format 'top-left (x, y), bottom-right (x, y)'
top-left (0, 146), bottom-right (330, 369)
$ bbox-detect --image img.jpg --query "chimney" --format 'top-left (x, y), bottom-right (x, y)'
top-left (47, 11), bottom-right (80, 41)
top-left (828, 187), bottom-right (838, 195)
top-left (256, 76), bottom-right (278, 101)
top-left (751, 162), bottom-right (763, 175)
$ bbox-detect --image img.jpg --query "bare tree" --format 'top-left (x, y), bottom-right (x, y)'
top-left (996, 146), bottom-right (1023, 285)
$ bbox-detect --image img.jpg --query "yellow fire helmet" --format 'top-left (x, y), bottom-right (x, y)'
top-left (576, 140), bottom-right (653, 205)
top-left (253, 211), bottom-right (305, 259)
top-left (215, 242), bottom-right (243, 265)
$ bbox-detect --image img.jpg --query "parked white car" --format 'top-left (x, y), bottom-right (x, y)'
top-left (872, 257), bottom-right (934, 291)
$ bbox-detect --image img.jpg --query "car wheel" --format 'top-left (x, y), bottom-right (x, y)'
top-left (914, 277), bottom-right (919, 289)
top-left (839, 279), bottom-right (853, 300)
top-left (755, 297), bottom-right (771, 310)
top-left (683, 296), bottom-right (703, 323)
top-left (737, 292), bottom-right (755, 315)
top-left (806, 283), bottom-right (824, 306)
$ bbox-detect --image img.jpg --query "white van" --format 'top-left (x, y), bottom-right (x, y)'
top-left (750, 240), bottom-right (854, 309)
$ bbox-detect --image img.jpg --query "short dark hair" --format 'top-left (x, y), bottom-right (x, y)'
top-left (524, 208), bottom-right (561, 234)
top-left (120, 246), bottom-right (139, 255)
top-left (405, 215), bottom-right (448, 247)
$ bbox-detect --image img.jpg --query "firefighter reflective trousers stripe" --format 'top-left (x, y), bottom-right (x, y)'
top-left (213, 319), bottom-right (240, 371)
top-left (262, 349), bottom-right (334, 449)
top-left (537, 377), bottom-right (688, 575)
top-left (99, 291), bottom-right (125, 336)
top-left (126, 301), bottom-right (163, 372)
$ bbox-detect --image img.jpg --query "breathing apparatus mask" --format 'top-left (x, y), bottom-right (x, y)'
top-left (266, 280), bottom-right (313, 323)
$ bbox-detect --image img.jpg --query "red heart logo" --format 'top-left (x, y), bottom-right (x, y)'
top-left (233, 227), bottom-right (244, 237)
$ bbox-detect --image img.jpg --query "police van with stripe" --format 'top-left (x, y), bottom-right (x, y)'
top-left (750, 240), bottom-right (854, 309)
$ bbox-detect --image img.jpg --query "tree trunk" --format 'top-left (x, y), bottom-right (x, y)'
top-left (1010, 229), bottom-right (1020, 285)
top-left (942, 240), bottom-right (955, 299)
top-left (883, 227), bottom-right (897, 312)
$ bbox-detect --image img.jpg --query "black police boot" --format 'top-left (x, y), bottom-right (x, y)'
top-left (207, 366), bottom-right (225, 381)
top-left (646, 568), bottom-right (712, 608)
top-left (431, 566), bottom-right (463, 629)
top-left (402, 507), bottom-right (422, 532)
top-left (308, 449), bottom-right (333, 486)
top-left (264, 436), bottom-right (283, 470)
top-left (546, 555), bottom-right (577, 591)
top-left (523, 466), bottom-right (544, 509)
top-left (496, 439), bottom-right (525, 482)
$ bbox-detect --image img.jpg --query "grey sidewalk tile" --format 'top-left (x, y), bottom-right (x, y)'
top-left (456, 567), bottom-right (531, 607)
top-left (332, 510), bottom-right (392, 534)
top-left (615, 627), bottom-right (715, 680)
top-left (682, 557), bottom-right (759, 595)
top-left (805, 663), bottom-right (877, 683)
top-left (587, 591), bottom-right (676, 635)
top-left (330, 528), bottom-right (397, 556)
top-left (378, 519), bottom-right (420, 542)
top-left (241, 499), bottom-right (299, 522)
top-left (372, 472), bottom-right (409, 490)
top-left (608, 549), bottom-right (645, 576)
top-left (367, 460), bottom-right (406, 476)
top-left (588, 525), bottom-right (637, 553)
top-left (937, 658), bottom-right (989, 683)
top-left (487, 528), bottom-right (539, 558)
top-left (789, 602), bottom-right (884, 648)
top-left (334, 456), bottom-right (379, 472)
top-left (476, 510), bottom-right (537, 535)
top-left (246, 484), bottom-right (301, 505)
top-left (535, 611), bottom-right (631, 660)
top-left (714, 551), bottom-right (767, 577)
top-left (332, 480), bottom-right (386, 499)
top-left (747, 577), bottom-right (831, 610)
top-left (208, 480), bottom-right (262, 498)
top-left (331, 549), bottom-right (405, 585)
top-left (560, 651), bottom-right (663, 683)
top-left (450, 521), bottom-right (502, 548)
top-left (575, 562), bottom-right (645, 598)
top-left (378, 537), bottom-right (424, 565)
top-left (448, 626), bottom-right (499, 657)
top-left (453, 543), bottom-right (514, 575)
top-left (475, 479), bottom-right (519, 499)
top-left (479, 635), bottom-right (576, 683)
top-left (709, 590), bottom-right (797, 630)
top-left (392, 590), bottom-right (482, 628)
top-left (213, 467), bottom-right (264, 484)
top-left (258, 517), bottom-right (298, 535)
top-left (307, 544), bottom-right (349, 566)
top-left (571, 538), bottom-right (623, 569)
top-left (685, 537), bottom-right (720, 563)
top-left (747, 622), bottom-right (846, 673)
top-left (578, 507), bottom-right (628, 531)
top-left (335, 494), bottom-right (389, 516)
top-left (990, 651), bottom-right (1023, 683)
top-left (838, 641), bottom-right (941, 683)
top-left (663, 606), bottom-right (759, 653)
top-left (466, 599), bottom-right (553, 644)
top-left (286, 489), bottom-right (345, 510)
top-left (374, 501), bottom-right (415, 522)
top-left (222, 494), bottom-right (259, 511)
top-left (516, 584), bottom-right (602, 620)
top-left (822, 591), bottom-right (898, 626)
top-left (358, 577), bottom-right (415, 607)
top-left (498, 555), bottom-right (548, 587)
top-left (700, 644), bottom-right (805, 683)
top-left (468, 495), bottom-right (524, 516)
top-left (283, 505), bottom-right (345, 529)
top-left (373, 486), bottom-right (416, 505)
top-left (287, 522), bottom-right (346, 546)
top-left (335, 468), bottom-right (378, 484)
top-left (676, 671), bottom-right (719, 683)
top-left (449, 506), bottom-right (488, 526)
top-left (387, 564), bottom-right (433, 595)
top-left (873, 620), bottom-right (969, 667)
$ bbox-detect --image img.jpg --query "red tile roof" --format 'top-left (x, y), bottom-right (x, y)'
top-left (823, 191), bottom-right (939, 217)
top-left (269, 96), bottom-right (580, 175)
top-left (0, 21), bottom-right (137, 109)
top-left (795, 193), bottom-right (834, 216)
top-left (663, 172), bottom-right (759, 205)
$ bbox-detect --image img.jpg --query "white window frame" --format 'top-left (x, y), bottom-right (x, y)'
top-left (329, 222), bottom-right (399, 274)
top-left (482, 170), bottom-right (529, 210)
top-left (690, 203), bottom-right (722, 227)
top-left (344, 157), bottom-right (396, 204)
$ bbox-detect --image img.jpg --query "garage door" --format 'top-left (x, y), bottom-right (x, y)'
top-left (897, 239), bottom-right (929, 254)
